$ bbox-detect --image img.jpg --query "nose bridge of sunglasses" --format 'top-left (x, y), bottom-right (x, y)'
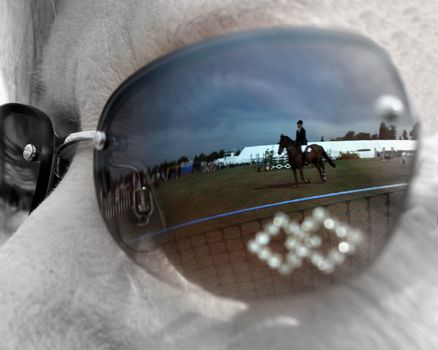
top-left (134, 185), bottom-right (154, 225)
top-left (100, 157), bottom-right (157, 226)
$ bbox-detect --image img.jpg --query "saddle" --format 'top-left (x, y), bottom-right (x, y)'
top-left (302, 146), bottom-right (311, 165)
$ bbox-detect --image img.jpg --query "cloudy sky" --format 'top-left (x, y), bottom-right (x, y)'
top-left (108, 30), bottom-right (414, 166)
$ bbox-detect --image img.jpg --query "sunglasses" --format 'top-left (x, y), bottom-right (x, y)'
top-left (0, 28), bottom-right (418, 299)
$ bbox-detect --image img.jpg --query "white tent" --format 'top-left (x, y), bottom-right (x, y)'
top-left (216, 140), bottom-right (417, 165)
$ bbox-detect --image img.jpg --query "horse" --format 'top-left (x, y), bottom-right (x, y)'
top-left (278, 134), bottom-right (336, 188)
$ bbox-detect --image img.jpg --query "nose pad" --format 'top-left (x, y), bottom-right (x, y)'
top-left (133, 185), bottom-right (154, 226)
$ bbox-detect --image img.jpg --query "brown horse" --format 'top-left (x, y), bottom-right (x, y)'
top-left (278, 134), bottom-right (336, 187)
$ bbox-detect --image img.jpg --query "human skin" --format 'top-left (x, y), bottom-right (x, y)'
top-left (1, 0), bottom-right (438, 348)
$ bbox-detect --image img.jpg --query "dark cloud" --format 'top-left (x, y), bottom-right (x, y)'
top-left (108, 31), bottom-right (411, 166)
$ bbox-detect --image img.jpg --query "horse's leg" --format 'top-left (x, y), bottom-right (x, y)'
top-left (299, 167), bottom-right (311, 184)
top-left (291, 167), bottom-right (299, 188)
top-left (314, 162), bottom-right (325, 183)
top-left (320, 160), bottom-right (327, 182)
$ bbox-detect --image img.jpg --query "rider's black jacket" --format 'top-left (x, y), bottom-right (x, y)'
top-left (296, 127), bottom-right (308, 146)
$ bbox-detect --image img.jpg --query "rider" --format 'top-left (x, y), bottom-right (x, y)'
top-left (295, 119), bottom-right (308, 163)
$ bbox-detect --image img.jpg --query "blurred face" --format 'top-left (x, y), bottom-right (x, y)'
top-left (1, 0), bottom-right (438, 348)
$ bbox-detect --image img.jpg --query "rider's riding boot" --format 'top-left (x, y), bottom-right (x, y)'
top-left (302, 152), bottom-right (308, 165)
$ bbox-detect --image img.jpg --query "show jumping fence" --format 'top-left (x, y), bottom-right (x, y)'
top-left (264, 149), bottom-right (291, 170)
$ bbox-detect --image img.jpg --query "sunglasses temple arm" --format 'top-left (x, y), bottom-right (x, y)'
top-left (58, 131), bottom-right (106, 153)
top-left (44, 131), bottom-right (106, 201)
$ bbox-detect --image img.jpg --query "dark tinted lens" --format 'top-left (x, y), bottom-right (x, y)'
top-left (95, 29), bottom-right (417, 299)
top-left (0, 104), bottom-right (55, 234)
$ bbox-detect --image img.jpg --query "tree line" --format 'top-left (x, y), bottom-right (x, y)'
top-left (327, 122), bottom-right (419, 141)
top-left (148, 149), bottom-right (229, 175)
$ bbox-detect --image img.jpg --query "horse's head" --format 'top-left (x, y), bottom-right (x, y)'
top-left (278, 134), bottom-right (295, 155)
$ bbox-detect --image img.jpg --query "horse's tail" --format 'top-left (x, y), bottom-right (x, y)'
top-left (322, 150), bottom-right (336, 168)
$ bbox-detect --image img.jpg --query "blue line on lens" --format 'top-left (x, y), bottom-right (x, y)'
top-left (131, 183), bottom-right (407, 242)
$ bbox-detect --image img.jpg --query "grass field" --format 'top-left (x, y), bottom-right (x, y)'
top-left (154, 158), bottom-right (411, 235)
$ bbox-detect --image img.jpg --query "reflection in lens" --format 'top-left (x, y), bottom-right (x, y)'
top-left (95, 29), bottom-right (418, 299)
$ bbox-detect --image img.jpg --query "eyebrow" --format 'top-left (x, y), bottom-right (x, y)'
top-left (161, 1), bottom-right (282, 51)
top-left (35, 0), bottom-right (284, 134)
